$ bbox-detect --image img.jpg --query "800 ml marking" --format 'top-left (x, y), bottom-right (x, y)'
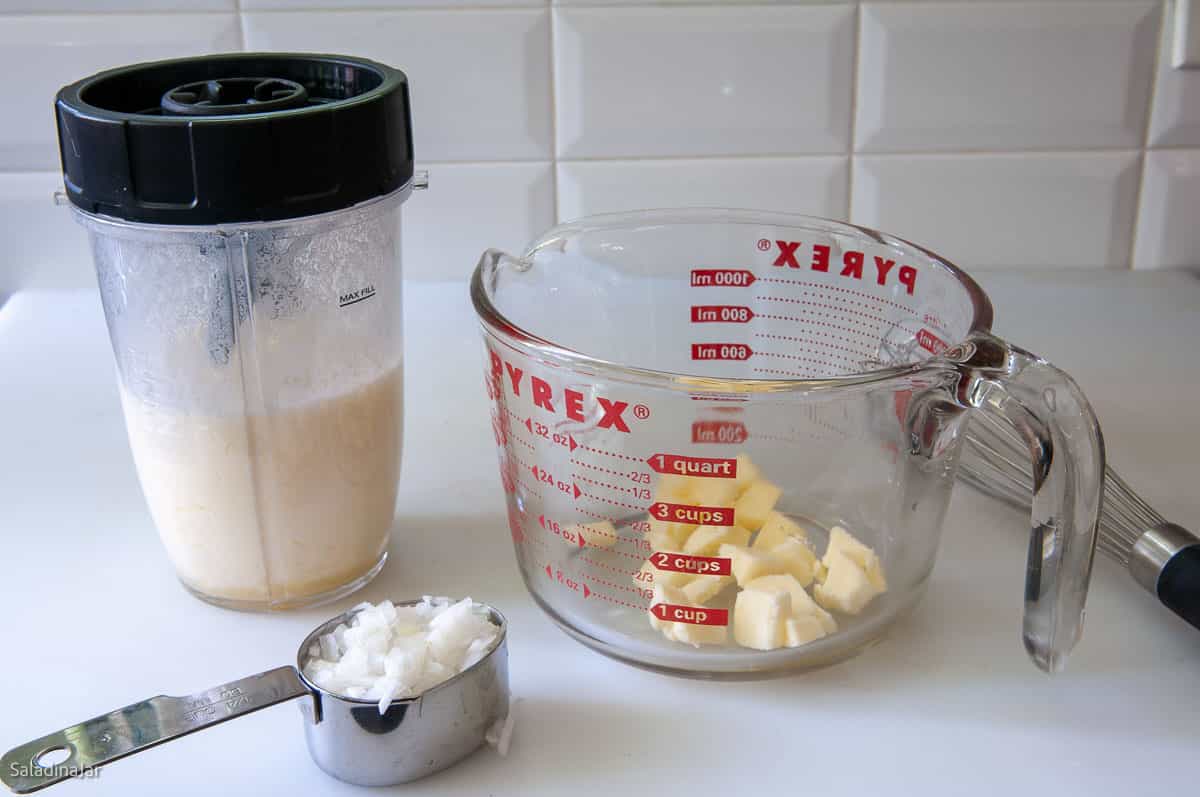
top-left (691, 305), bottom-right (754, 323)
top-left (692, 343), bottom-right (752, 361)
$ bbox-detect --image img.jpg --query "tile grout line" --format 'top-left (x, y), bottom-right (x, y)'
top-left (548, 6), bottom-right (562, 224)
top-left (1128, 0), bottom-right (1169, 271)
top-left (845, 0), bottom-right (862, 224)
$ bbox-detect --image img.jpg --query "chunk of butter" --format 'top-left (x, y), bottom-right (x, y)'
top-left (823, 525), bottom-right (887, 592)
top-left (671, 620), bottom-right (728, 647)
top-left (767, 536), bottom-right (816, 587)
top-left (734, 480), bottom-right (782, 531)
top-left (753, 510), bottom-right (810, 552)
top-left (744, 574), bottom-right (837, 635)
top-left (783, 615), bottom-right (827, 648)
top-left (733, 453), bottom-right (761, 493)
top-left (681, 573), bottom-right (733, 604)
top-left (654, 473), bottom-right (696, 502)
top-left (733, 587), bottom-right (790, 650)
top-left (689, 475), bottom-right (741, 506)
top-left (647, 516), bottom-right (697, 549)
top-left (683, 524), bottom-right (751, 556)
top-left (813, 549), bottom-right (881, 615)
top-left (720, 543), bottom-right (783, 587)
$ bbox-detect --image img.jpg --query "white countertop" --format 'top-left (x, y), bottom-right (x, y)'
top-left (1, 272), bottom-right (1198, 796)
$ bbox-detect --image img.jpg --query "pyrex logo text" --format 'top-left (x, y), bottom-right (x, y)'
top-left (770, 240), bottom-right (917, 295)
top-left (488, 351), bottom-right (632, 433)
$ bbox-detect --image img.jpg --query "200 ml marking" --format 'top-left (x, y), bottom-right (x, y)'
top-left (339, 284), bottom-right (376, 308)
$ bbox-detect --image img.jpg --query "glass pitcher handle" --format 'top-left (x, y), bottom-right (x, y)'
top-left (943, 332), bottom-right (1105, 672)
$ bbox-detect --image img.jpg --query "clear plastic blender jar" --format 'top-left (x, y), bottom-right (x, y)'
top-left (471, 210), bottom-right (1104, 676)
top-left (55, 54), bottom-right (416, 610)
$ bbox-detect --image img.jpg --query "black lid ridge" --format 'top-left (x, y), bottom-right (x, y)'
top-left (55, 52), bottom-right (414, 225)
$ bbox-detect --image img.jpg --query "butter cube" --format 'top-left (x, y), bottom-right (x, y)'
top-left (654, 473), bottom-right (695, 502)
top-left (823, 526), bottom-right (887, 592)
top-left (671, 621), bottom-right (728, 647)
top-left (635, 555), bottom-right (693, 589)
top-left (770, 536), bottom-right (816, 587)
top-left (683, 524), bottom-right (751, 556)
top-left (647, 515), bottom-right (696, 548)
top-left (681, 573), bottom-right (733, 604)
top-left (745, 574), bottom-right (837, 634)
top-left (646, 526), bottom-right (681, 552)
top-left (813, 549), bottom-right (881, 615)
top-left (733, 588), bottom-right (790, 650)
top-left (783, 615), bottom-right (827, 648)
top-left (570, 520), bottom-right (617, 549)
top-left (733, 453), bottom-right (761, 494)
top-left (720, 543), bottom-right (784, 586)
top-left (734, 480), bottom-right (782, 531)
top-left (689, 476), bottom-right (741, 506)
top-left (754, 511), bottom-right (810, 551)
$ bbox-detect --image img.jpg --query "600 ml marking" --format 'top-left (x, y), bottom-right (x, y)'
top-left (338, 284), bottom-right (376, 308)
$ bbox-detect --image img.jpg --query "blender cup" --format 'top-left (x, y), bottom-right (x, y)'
top-left (55, 54), bottom-right (416, 610)
top-left (471, 210), bottom-right (1104, 676)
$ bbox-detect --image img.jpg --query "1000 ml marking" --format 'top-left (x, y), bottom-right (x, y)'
top-left (691, 305), bottom-right (753, 323)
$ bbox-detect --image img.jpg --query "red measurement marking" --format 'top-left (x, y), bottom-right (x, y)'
top-left (649, 502), bottom-right (733, 527)
top-left (917, 328), bottom-right (948, 354)
top-left (756, 312), bottom-right (880, 343)
top-left (691, 343), bottom-right (752, 361)
top-left (538, 514), bottom-right (586, 548)
top-left (691, 420), bottom-right (748, 444)
top-left (651, 550), bottom-right (731, 576)
top-left (646, 453), bottom-right (736, 478)
top-left (690, 268), bottom-right (756, 288)
top-left (522, 417), bottom-right (579, 451)
top-left (581, 555), bottom-right (644, 578)
top-left (760, 276), bottom-right (917, 311)
top-left (571, 458), bottom-right (632, 479)
top-left (758, 295), bottom-right (888, 325)
top-left (545, 565), bottom-right (591, 598)
top-left (752, 367), bottom-right (813, 378)
top-left (650, 603), bottom-right (729, 626)
top-left (690, 305), bottom-right (754, 323)
top-left (754, 350), bottom-right (846, 371)
top-left (583, 570), bottom-right (650, 600)
top-left (580, 445), bottom-right (643, 463)
top-left (530, 465), bottom-right (581, 498)
top-left (754, 332), bottom-right (866, 359)
top-left (581, 490), bottom-right (646, 513)
top-left (574, 474), bottom-right (629, 493)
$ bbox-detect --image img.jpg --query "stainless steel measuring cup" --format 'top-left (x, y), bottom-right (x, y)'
top-left (0, 601), bottom-right (509, 793)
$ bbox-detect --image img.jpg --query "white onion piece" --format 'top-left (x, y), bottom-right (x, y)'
top-left (303, 597), bottom-right (500, 713)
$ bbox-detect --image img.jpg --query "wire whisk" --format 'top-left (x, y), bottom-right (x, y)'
top-left (961, 410), bottom-right (1200, 632)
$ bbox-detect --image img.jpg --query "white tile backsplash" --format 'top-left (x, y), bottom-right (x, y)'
top-left (1148, 0), bottom-right (1200, 147)
top-left (851, 152), bottom-right (1142, 269)
top-left (402, 162), bottom-right (555, 281)
top-left (0, 173), bottom-right (93, 294)
top-left (0, 13), bottom-right (240, 171)
top-left (243, 9), bottom-right (553, 162)
top-left (0, 0), bottom-right (1196, 285)
top-left (856, 1), bottom-right (1160, 153)
top-left (554, 5), bottom-right (855, 158)
top-left (1133, 150), bottom-right (1200, 269)
top-left (556, 157), bottom-right (849, 221)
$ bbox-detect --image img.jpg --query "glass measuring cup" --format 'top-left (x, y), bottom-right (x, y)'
top-left (471, 209), bottom-right (1104, 676)
top-left (0, 600), bottom-right (508, 792)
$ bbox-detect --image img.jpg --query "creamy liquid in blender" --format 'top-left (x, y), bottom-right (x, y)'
top-left (119, 368), bottom-right (402, 607)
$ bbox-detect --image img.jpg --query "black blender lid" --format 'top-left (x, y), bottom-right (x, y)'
top-left (55, 53), bottom-right (413, 225)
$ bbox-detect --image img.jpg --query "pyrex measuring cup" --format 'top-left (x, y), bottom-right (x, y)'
top-left (0, 601), bottom-right (508, 793)
top-left (55, 54), bottom-right (417, 610)
top-left (471, 209), bottom-right (1104, 676)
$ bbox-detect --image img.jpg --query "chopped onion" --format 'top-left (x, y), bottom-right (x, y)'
top-left (303, 597), bottom-right (500, 713)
